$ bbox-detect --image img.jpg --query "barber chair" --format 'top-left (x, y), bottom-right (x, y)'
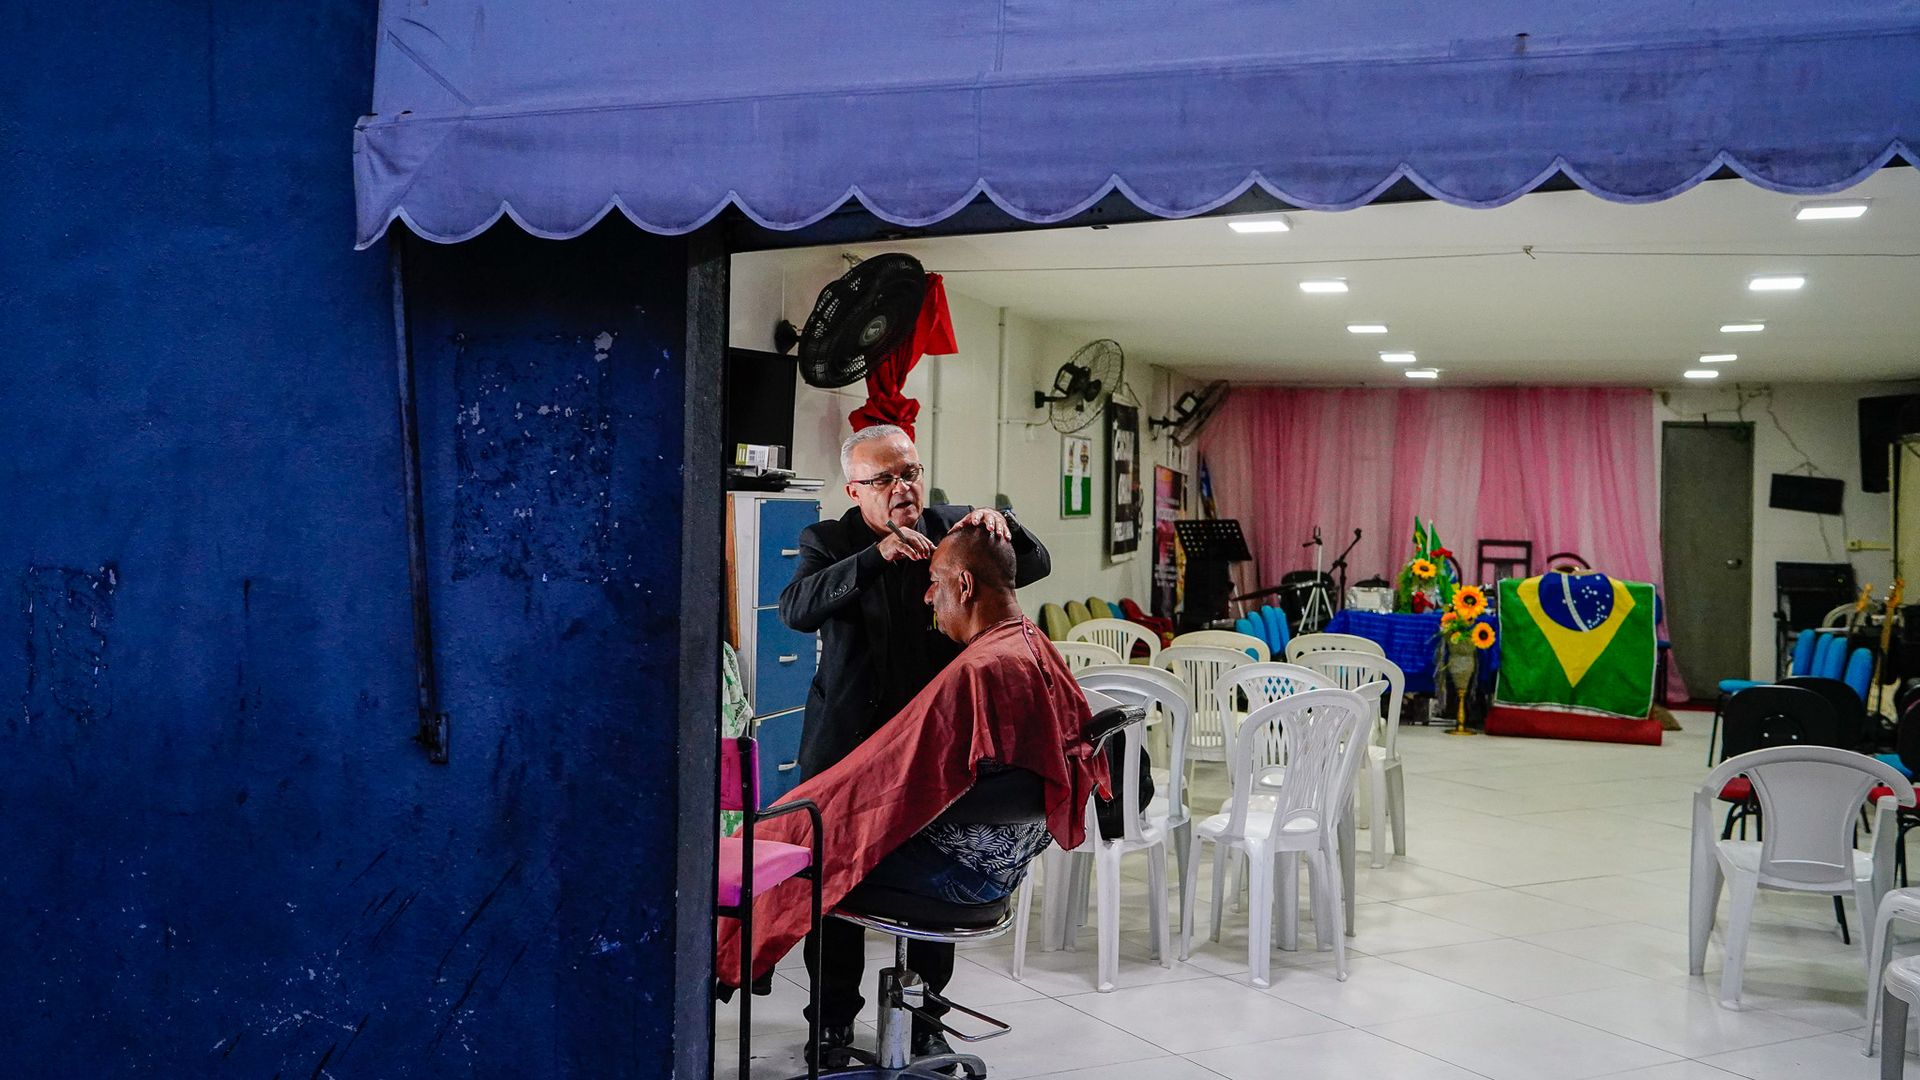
top-left (813, 702), bottom-right (1145, 1079)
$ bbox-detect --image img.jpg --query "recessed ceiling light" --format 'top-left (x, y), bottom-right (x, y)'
top-left (1380, 352), bottom-right (1417, 364)
top-left (1347, 323), bottom-right (1389, 334)
top-left (1699, 353), bottom-right (1738, 363)
top-left (1299, 279), bottom-right (1349, 294)
top-left (1228, 214), bottom-right (1293, 234)
top-left (1683, 369), bottom-right (1720, 380)
top-left (1794, 200), bottom-right (1870, 221)
top-left (1720, 323), bottom-right (1765, 333)
top-left (1749, 275), bottom-right (1805, 291)
top-left (1404, 368), bottom-right (1440, 380)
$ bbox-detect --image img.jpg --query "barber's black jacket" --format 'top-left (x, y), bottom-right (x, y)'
top-left (779, 504), bottom-right (1051, 779)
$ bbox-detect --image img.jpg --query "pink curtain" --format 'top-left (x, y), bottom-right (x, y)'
top-left (1201, 387), bottom-right (1687, 699)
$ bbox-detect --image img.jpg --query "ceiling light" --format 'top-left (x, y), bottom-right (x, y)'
top-left (1346, 323), bottom-right (1389, 334)
top-left (1379, 352), bottom-right (1417, 364)
top-left (1749, 275), bottom-right (1805, 291)
top-left (1404, 368), bottom-right (1440, 380)
top-left (1683, 369), bottom-right (1720, 380)
top-left (1794, 200), bottom-right (1869, 221)
top-left (1699, 353), bottom-right (1738, 363)
top-left (1228, 214), bottom-right (1293, 234)
top-left (1299, 279), bottom-right (1349, 294)
top-left (1720, 323), bottom-right (1765, 333)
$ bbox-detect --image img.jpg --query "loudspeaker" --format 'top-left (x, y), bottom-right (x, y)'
top-left (1859, 394), bottom-right (1920, 493)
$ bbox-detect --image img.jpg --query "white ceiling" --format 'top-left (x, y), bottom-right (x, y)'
top-left (830, 169), bottom-right (1920, 386)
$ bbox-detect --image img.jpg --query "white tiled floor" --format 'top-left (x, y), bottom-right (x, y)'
top-left (717, 715), bottom-right (1920, 1079)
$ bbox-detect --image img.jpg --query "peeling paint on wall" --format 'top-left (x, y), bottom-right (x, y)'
top-left (451, 332), bottom-right (617, 583)
top-left (21, 564), bottom-right (116, 725)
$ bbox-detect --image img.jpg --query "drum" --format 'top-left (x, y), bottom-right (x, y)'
top-left (1279, 570), bottom-right (1334, 633)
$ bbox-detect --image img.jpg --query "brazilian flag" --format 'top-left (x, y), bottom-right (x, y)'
top-left (1495, 573), bottom-right (1657, 719)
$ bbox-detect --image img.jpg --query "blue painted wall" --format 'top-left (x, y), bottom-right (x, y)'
top-left (1, 4), bottom-right (696, 1076)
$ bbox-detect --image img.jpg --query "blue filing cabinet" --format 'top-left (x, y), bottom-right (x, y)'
top-left (729, 491), bottom-right (822, 803)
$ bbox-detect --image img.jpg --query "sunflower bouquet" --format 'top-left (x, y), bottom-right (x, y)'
top-left (1439, 585), bottom-right (1496, 653)
top-left (1395, 517), bottom-right (1458, 613)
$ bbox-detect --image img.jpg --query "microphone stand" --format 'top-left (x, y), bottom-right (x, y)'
top-left (1328, 528), bottom-right (1362, 613)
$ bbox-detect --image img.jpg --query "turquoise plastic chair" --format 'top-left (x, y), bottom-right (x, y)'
top-left (1260, 605), bottom-right (1291, 655)
top-left (1845, 647), bottom-right (1873, 702)
top-left (1816, 634), bottom-right (1846, 681)
top-left (1792, 629), bottom-right (1820, 676)
top-left (1235, 615), bottom-right (1262, 642)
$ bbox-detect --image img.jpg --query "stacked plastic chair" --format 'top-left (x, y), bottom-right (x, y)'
top-left (1117, 597), bottom-right (1173, 647)
top-left (1708, 631), bottom-right (1873, 765)
top-left (1233, 608), bottom-right (1294, 660)
top-left (1038, 603), bottom-right (1073, 641)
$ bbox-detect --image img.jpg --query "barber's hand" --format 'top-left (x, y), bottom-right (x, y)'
top-left (878, 526), bottom-right (935, 562)
top-left (957, 507), bottom-right (1012, 541)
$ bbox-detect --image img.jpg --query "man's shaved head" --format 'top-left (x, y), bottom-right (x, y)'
top-left (934, 525), bottom-right (1017, 592)
top-left (925, 524), bottom-right (1021, 642)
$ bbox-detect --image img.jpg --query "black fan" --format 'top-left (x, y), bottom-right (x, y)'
top-left (1035, 339), bottom-right (1125, 435)
top-left (779, 253), bottom-right (928, 389)
top-left (1149, 380), bottom-right (1231, 446)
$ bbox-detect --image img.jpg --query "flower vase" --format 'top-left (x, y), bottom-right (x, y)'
top-left (1444, 646), bottom-right (1478, 736)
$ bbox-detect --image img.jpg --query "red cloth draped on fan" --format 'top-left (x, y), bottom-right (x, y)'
top-left (848, 273), bottom-right (957, 439)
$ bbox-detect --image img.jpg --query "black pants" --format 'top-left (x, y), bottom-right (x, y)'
top-left (804, 918), bottom-right (953, 1034)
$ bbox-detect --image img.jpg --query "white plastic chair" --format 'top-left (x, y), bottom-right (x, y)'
top-left (1211, 662), bottom-right (1337, 790)
top-left (1687, 745), bottom-right (1914, 1008)
top-left (1069, 618), bottom-right (1161, 665)
top-left (1171, 629), bottom-right (1270, 661)
top-left (1055, 640), bottom-right (1124, 672)
top-left (1863, 888), bottom-right (1920, 1055)
top-left (1284, 633), bottom-right (1385, 663)
top-left (1296, 650), bottom-right (1407, 869)
top-left (1019, 665), bottom-right (1195, 969)
top-left (1182, 688), bottom-right (1374, 987)
top-left (1156, 645), bottom-right (1255, 767)
top-left (1010, 683), bottom-right (1170, 992)
top-left (1209, 663), bottom-right (1335, 917)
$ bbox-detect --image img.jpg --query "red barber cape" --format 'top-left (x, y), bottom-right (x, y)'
top-left (716, 617), bottom-right (1102, 986)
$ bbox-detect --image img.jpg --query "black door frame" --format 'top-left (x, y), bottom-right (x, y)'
top-left (674, 170), bottom-right (1766, 1075)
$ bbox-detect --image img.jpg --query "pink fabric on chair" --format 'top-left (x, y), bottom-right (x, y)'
top-left (720, 736), bottom-right (759, 813)
top-left (1201, 387), bottom-right (1689, 701)
top-left (716, 837), bottom-right (814, 907)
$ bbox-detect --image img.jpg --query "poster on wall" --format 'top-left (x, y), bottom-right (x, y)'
top-left (1108, 402), bottom-right (1142, 559)
top-left (1153, 465), bottom-right (1187, 619)
top-left (1061, 435), bottom-right (1093, 518)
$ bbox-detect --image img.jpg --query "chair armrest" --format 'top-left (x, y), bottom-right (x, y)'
top-left (756, 797), bottom-right (822, 830)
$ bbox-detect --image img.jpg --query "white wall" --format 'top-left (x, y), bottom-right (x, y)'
top-left (729, 250), bottom-right (1200, 616)
top-left (1656, 380), bottom-right (1920, 679)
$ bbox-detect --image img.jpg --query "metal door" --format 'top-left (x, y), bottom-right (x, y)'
top-left (1661, 422), bottom-right (1755, 686)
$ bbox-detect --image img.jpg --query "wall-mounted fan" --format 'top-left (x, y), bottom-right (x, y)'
top-left (776, 253), bottom-right (927, 388)
top-left (1149, 380), bottom-right (1230, 446)
top-left (1034, 339), bottom-right (1124, 434)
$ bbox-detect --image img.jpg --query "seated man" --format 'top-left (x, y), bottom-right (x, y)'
top-left (716, 526), bottom-right (1107, 1010)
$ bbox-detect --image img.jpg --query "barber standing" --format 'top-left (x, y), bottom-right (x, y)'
top-left (780, 423), bottom-right (1051, 1065)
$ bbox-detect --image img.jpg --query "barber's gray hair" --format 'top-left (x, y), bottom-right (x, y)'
top-left (840, 424), bottom-right (912, 481)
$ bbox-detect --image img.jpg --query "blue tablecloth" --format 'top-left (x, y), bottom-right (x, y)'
top-left (1323, 610), bottom-right (1499, 695)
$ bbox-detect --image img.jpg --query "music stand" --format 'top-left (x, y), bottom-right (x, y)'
top-left (1176, 520), bottom-right (1252, 631)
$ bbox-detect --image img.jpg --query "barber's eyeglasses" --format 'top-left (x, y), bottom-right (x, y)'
top-left (851, 463), bottom-right (925, 489)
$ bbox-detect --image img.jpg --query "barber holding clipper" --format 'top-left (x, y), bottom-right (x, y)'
top-left (779, 422), bottom-right (1051, 1065)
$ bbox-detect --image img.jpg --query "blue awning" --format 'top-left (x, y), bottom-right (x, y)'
top-left (354, 2), bottom-right (1920, 249)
